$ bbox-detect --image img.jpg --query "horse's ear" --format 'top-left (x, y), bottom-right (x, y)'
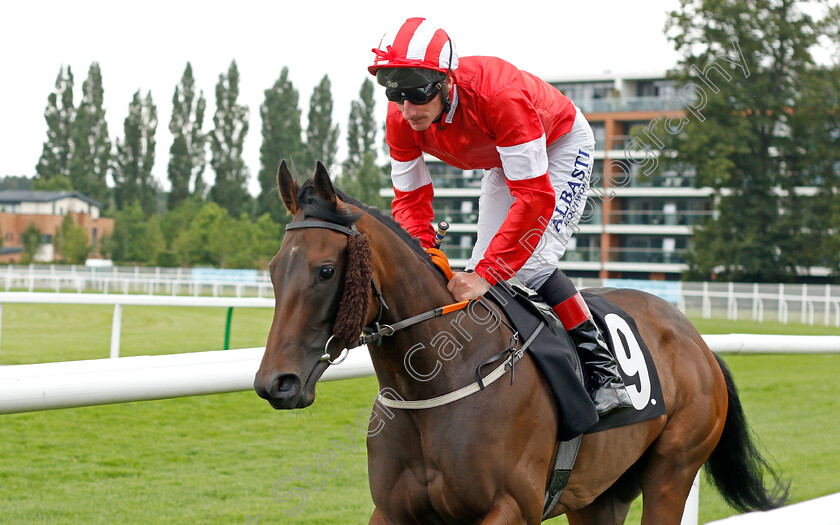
top-left (313, 161), bottom-right (337, 205)
top-left (277, 160), bottom-right (299, 214)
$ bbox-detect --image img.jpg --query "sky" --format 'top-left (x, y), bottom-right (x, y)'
top-left (0, 0), bottom-right (688, 196)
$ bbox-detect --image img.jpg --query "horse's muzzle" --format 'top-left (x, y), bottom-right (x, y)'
top-left (254, 372), bottom-right (303, 409)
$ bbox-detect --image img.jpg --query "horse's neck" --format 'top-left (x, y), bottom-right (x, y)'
top-left (365, 225), bottom-right (513, 399)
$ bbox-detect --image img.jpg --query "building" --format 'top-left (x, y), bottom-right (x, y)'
top-left (0, 190), bottom-right (114, 263)
top-left (380, 71), bottom-right (709, 280)
top-left (549, 72), bottom-right (710, 280)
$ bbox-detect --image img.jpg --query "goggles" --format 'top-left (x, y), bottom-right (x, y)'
top-left (385, 81), bottom-right (441, 105)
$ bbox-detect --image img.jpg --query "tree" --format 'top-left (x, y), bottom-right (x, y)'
top-left (173, 201), bottom-right (231, 266)
top-left (167, 63), bottom-right (207, 209)
top-left (257, 66), bottom-right (306, 222)
top-left (660, 0), bottom-right (827, 282)
top-left (36, 65), bottom-right (75, 189)
top-left (55, 213), bottom-right (91, 264)
top-left (69, 62), bottom-right (111, 204)
top-left (344, 78), bottom-right (377, 174)
top-left (105, 202), bottom-right (157, 263)
top-left (0, 176), bottom-right (34, 191)
top-left (161, 196), bottom-right (204, 246)
top-left (209, 61), bottom-right (251, 218)
top-left (21, 222), bottom-right (43, 263)
top-left (340, 78), bottom-right (385, 207)
top-left (113, 90), bottom-right (158, 215)
top-left (252, 213), bottom-right (282, 268)
top-left (305, 75), bottom-right (339, 169)
top-left (788, 63), bottom-right (840, 276)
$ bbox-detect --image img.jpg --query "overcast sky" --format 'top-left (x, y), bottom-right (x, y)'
top-left (1, 0), bottom-right (688, 195)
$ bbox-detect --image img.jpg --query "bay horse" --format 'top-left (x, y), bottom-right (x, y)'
top-left (255, 161), bottom-right (787, 524)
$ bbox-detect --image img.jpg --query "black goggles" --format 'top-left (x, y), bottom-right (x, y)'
top-left (385, 82), bottom-right (440, 105)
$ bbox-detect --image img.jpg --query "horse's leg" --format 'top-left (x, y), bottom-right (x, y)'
top-left (479, 497), bottom-right (528, 525)
top-left (369, 508), bottom-right (390, 525)
top-left (637, 461), bottom-right (700, 524)
top-left (566, 498), bottom-right (633, 525)
top-left (638, 364), bottom-right (724, 524)
top-left (565, 468), bottom-right (639, 525)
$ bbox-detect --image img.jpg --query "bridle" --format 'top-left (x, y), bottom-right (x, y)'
top-left (285, 217), bottom-right (472, 366)
top-left (285, 219), bottom-right (389, 365)
top-left (283, 216), bottom-right (546, 410)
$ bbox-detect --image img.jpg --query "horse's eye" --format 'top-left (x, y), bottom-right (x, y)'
top-left (319, 266), bottom-right (336, 281)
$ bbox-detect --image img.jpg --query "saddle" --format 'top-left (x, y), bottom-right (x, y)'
top-left (485, 283), bottom-right (666, 432)
top-left (483, 283), bottom-right (666, 519)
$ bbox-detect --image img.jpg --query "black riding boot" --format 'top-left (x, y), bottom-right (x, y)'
top-left (536, 269), bottom-right (633, 416)
top-left (568, 318), bottom-right (633, 416)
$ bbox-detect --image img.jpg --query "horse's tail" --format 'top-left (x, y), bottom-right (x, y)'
top-left (704, 353), bottom-right (789, 512)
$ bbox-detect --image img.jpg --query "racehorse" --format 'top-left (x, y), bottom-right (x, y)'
top-left (255, 161), bottom-right (787, 524)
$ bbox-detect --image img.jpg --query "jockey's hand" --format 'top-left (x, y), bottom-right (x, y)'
top-left (447, 271), bottom-right (490, 301)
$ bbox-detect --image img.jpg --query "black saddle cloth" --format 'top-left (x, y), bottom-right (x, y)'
top-left (484, 285), bottom-right (665, 438)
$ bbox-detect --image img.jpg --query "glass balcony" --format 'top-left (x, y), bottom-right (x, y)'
top-left (441, 246), bottom-right (474, 260)
top-left (576, 96), bottom-right (683, 114)
top-left (608, 210), bottom-right (711, 226)
top-left (441, 246), bottom-right (603, 263)
top-left (434, 210), bottom-right (480, 224)
top-left (562, 248), bottom-right (601, 263)
top-left (429, 173), bottom-right (483, 189)
top-left (606, 248), bottom-right (687, 264)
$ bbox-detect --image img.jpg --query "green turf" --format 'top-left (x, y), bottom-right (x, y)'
top-left (0, 304), bottom-right (838, 524)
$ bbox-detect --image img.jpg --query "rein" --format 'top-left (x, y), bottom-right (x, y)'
top-left (285, 217), bottom-right (535, 409)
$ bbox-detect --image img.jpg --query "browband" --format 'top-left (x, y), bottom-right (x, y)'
top-left (286, 220), bottom-right (359, 236)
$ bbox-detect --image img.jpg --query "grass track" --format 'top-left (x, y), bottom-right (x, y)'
top-left (0, 304), bottom-right (838, 523)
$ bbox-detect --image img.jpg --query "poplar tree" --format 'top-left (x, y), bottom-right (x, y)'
top-left (305, 75), bottom-right (339, 169)
top-left (340, 78), bottom-right (385, 207)
top-left (257, 66), bottom-right (306, 222)
top-left (35, 65), bottom-right (75, 190)
top-left (167, 63), bottom-right (207, 209)
top-left (69, 62), bottom-right (111, 204)
top-left (344, 78), bottom-right (377, 174)
top-left (112, 90), bottom-right (158, 215)
top-left (209, 60), bottom-right (251, 217)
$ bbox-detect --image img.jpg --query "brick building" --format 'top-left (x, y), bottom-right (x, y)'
top-left (0, 190), bottom-right (113, 263)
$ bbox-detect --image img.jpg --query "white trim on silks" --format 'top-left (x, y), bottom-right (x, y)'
top-left (377, 355), bottom-right (513, 410)
top-left (390, 156), bottom-right (431, 192)
top-left (496, 134), bottom-right (549, 181)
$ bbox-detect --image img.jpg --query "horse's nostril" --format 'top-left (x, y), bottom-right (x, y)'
top-left (269, 373), bottom-right (301, 400)
top-left (275, 374), bottom-right (298, 395)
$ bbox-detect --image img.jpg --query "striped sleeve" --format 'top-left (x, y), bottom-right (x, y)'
top-left (473, 88), bottom-right (555, 284)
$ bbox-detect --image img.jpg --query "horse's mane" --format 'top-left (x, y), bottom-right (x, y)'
top-left (296, 180), bottom-right (436, 268)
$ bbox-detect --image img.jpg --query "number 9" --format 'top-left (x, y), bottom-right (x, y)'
top-left (604, 313), bottom-right (651, 410)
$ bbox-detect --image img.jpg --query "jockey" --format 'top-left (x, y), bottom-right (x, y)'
top-left (369, 17), bottom-right (631, 416)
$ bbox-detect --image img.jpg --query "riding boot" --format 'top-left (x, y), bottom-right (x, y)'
top-left (566, 316), bottom-right (633, 416)
top-left (542, 281), bottom-right (632, 415)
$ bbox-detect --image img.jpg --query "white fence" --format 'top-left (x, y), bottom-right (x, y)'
top-left (0, 292), bottom-right (274, 358)
top-left (2, 264), bottom-right (840, 326)
top-left (704, 493), bottom-right (840, 524)
top-left (1, 333), bottom-right (838, 414)
top-left (1, 264), bottom-right (273, 298)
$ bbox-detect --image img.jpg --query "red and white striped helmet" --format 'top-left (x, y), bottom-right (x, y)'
top-left (369, 17), bottom-right (459, 79)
